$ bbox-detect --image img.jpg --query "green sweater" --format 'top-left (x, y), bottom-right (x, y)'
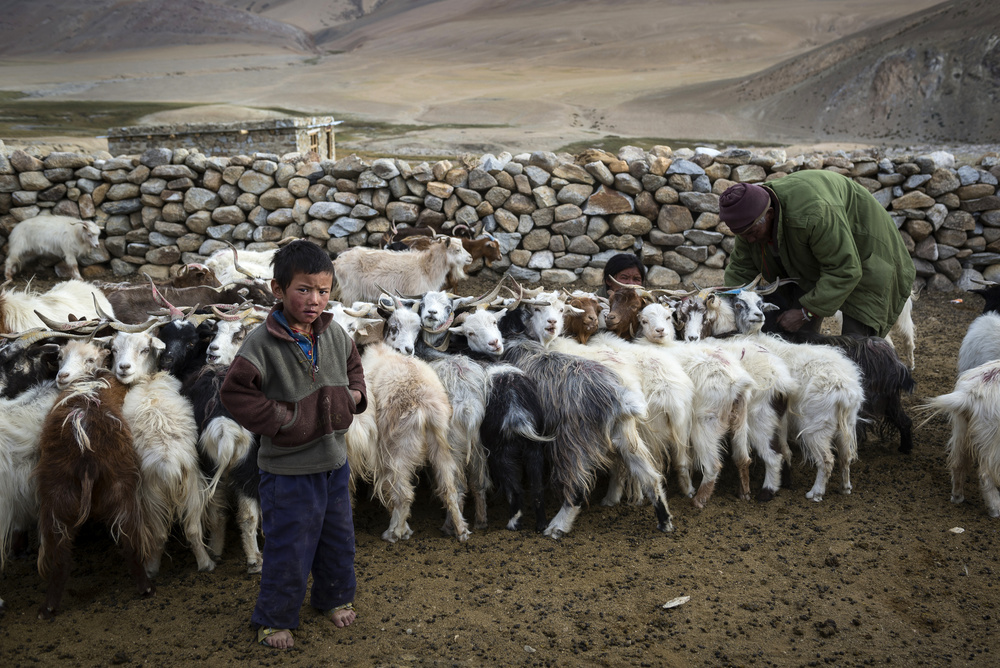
top-left (220, 307), bottom-right (367, 475)
top-left (724, 170), bottom-right (916, 337)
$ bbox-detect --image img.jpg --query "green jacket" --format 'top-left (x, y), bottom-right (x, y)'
top-left (220, 307), bottom-right (367, 476)
top-left (724, 170), bottom-right (915, 337)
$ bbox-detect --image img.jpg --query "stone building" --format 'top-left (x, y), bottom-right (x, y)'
top-left (106, 116), bottom-right (337, 159)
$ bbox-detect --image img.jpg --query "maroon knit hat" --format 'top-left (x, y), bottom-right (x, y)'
top-left (719, 183), bottom-right (770, 232)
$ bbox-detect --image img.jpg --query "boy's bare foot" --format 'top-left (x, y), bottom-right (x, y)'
top-left (330, 606), bottom-right (356, 628)
top-left (258, 627), bottom-right (293, 649)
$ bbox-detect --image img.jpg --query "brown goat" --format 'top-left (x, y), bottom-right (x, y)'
top-left (563, 293), bottom-right (603, 344)
top-left (105, 282), bottom-right (274, 324)
top-left (603, 286), bottom-right (652, 340)
top-left (34, 369), bottom-right (153, 619)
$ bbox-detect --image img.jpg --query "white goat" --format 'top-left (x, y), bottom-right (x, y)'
top-left (0, 381), bottom-right (60, 597)
top-left (4, 213), bottom-right (101, 281)
top-left (958, 312), bottom-right (1000, 375)
top-left (752, 335), bottom-right (864, 501)
top-left (205, 246), bottom-right (277, 285)
top-left (0, 280), bottom-right (115, 335)
top-left (382, 294), bottom-right (493, 531)
top-left (111, 331), bottom-right (214, 575)
top-left (334, 237), bottom-right (472, 304)
top-left (352, 342), bottom-right (469, 543)
top-left (924, 360), bottom-right (1000, 517)
top-left (634, 303), bottom-right (756, 506)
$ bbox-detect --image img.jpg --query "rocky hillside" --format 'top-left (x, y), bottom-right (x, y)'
top-left (0, 0), bottom-right (315, 55)
top-left (728, 0), bottom-right (1000, 144)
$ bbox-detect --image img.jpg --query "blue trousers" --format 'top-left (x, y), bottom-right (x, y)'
top-left (252, 464), bottom-right (356, 630)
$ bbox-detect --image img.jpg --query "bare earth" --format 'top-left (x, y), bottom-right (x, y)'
top-left (0, 278), bottom-right (996, 667)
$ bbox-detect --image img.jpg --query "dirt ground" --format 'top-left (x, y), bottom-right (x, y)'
top-left (1, 275), bottom-right (997, 667)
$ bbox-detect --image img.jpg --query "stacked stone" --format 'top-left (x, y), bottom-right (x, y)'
top-left (1, 143), bottom-right (999, 290)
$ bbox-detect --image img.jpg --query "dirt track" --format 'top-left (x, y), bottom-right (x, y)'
top-left (1, 283), bottom-right (997, 667)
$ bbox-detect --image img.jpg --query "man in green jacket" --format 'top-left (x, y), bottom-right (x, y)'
top-left (720, 170), bottom-right (915, 337)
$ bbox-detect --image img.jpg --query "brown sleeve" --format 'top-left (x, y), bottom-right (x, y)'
top-left (346, 339), bottom-right (368, 414)
top-left (220, 356), bottom-right (290, 437)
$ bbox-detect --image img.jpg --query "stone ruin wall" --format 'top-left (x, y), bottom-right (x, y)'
top-left (2, 143), bottom-right (1000, 292)
top-left (105, 117), bottom-right (336, 160)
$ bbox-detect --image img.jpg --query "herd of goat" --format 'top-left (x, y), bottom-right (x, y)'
top-left (1, 214), bottom-right (999, 620)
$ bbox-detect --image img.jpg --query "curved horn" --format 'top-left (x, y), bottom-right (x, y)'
top-left (456, 279), bottom-right (507, 313)
top-left (211, 305), bottom-right (249, 322)
top-left (144, 273), bottom-right (185, 319)
top-left (224, 240), bottom-right (259, 280)
top-left (91, 293), bottom-right (118, 323)
top-left (342, 303), bottom-right (377, 318)
top-left (106, 315), bottom-right (164, 333)
top-left (33, 310), bottom-right (102, 332)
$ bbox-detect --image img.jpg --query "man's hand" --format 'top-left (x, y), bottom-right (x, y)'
top-left (777, 308), bottom-right (809, 332)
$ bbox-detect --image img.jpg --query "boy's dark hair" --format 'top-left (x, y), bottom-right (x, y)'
top-left (270, 240), bottom-right (335, 291)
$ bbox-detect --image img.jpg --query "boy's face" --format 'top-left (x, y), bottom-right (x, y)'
top-left (271, 271), bottom-right (334, 333)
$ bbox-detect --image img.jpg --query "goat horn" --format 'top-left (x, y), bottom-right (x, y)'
top-left (224, 240), bottom-right (259, 280)
top-left (342, 303), bottom-right (376, 318)
top-left (91, 293), bottom-right (117, 322)
top-left (33, 310), bottom-right (101, 332)
top-left (144, 273), bottom-right (186, 319)
top-left (106, 315), bottom-right (163, 333)
top-left (185, 313), bottom-right (216, 326)
top-left (608, 275), bottom-right (642, 291)
top-left (211, 304), bottom-right (249, 322)
top-left (457, 278), bottom-right (507, 313)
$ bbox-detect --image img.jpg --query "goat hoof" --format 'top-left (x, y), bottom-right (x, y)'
top-left (951, 495), bottom-right (965, 505)
top-left (247, 561), bottom-right (262, 574)
top-left (37, 606), bottom-right (57, 621)
top-left (657, 520), bottom-right (674, 533)
top-left (140, 584), bottom-right (156, 598)
top-left (757, 488), bottom-right (776, 503)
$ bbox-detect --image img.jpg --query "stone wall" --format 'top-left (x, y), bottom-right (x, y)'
top-left (2, 143), bottom-right (999, 291)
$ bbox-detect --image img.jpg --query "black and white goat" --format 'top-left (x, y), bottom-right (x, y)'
top-left (498, 291), bottom-right (673, 538)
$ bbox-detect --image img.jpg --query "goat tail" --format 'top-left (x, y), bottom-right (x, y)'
top-left (836, 401), bottom-right (860, 466)
top-left (199, 417), bottom-right (253, 496)
top-left (73, 469), bottom-right (96, 529)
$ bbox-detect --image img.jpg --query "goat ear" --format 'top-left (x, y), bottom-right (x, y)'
top-left (762, 302), bottom-right (780, 313)
top-left (152, 337), bottom-right (166, 353)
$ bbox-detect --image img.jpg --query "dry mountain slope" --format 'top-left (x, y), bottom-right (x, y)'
top-left (730, 0), bottom-right (1000, 143)
top-left (0, 0), bottom-right (315, 55)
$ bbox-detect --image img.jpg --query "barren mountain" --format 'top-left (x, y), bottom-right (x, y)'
top-left (0, 0), bottom-right (315, 55)
top-left (2, 0), bottom-right (985, 152)
top-left (635, 0), bottom-right (1000, 145)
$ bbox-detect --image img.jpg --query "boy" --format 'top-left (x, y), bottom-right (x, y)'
top-left (221, 240), bottom-right (367, 650)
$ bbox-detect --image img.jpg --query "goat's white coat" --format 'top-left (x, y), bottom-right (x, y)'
top-left (334, 238), bottom-right (472, 304)
top-left (112, 332), bottom-right (213, 575)
top-left (205, 247), bottom-right (276, 285)
top-left (353, 342), bottom-right (469, 543)
top-left (0, 381), bottom-right (60, 576)
top-left (958, 312), bottom-right (1000, 375)
top-left (0, 280), bottom-right (115, 334)
top-left (925, 361), bottom-right (1000, 517)
top-left (4, 214), bottom-right (100, 281)
top-left (753, 335), bottom-right (864, 501)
